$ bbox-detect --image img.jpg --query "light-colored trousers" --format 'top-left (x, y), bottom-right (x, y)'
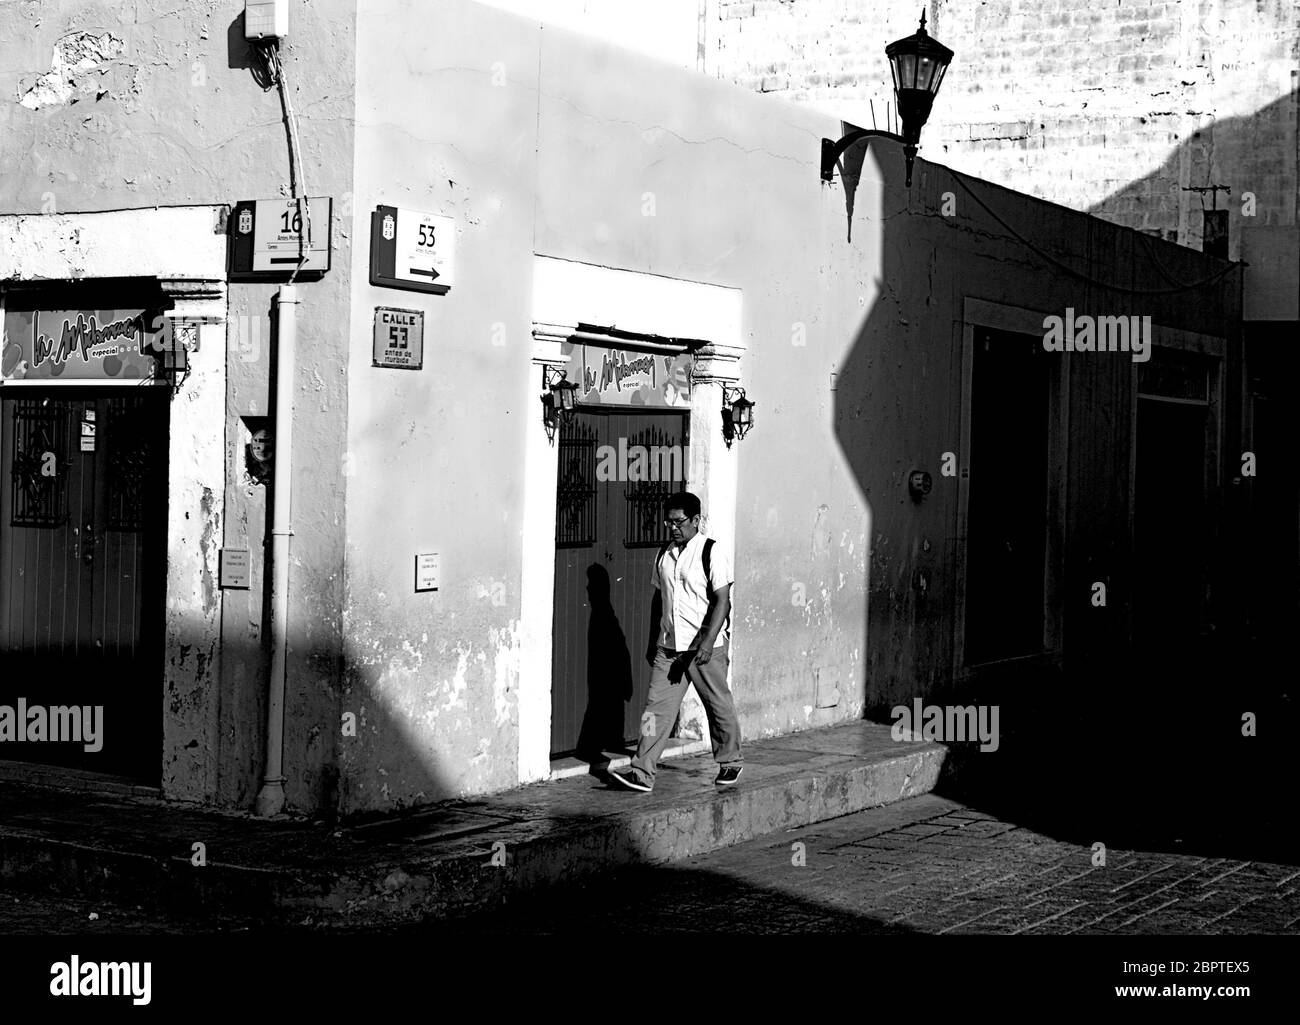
top-left (629, 645), bottom-right (743, 786)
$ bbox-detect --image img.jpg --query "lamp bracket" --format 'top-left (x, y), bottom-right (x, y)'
top-left (820, 128), bottom-right (904, 183)
top-left (722, 383), bottom-right (747, 405)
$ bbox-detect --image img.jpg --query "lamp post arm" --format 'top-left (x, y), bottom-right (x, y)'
top-left (820, 128), bottom-right (905, 182)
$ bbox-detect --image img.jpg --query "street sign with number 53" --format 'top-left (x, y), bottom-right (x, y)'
top-left (373, 307), bottom-right (424, 369)
top-left (370, 205), bottom-right (455, 294)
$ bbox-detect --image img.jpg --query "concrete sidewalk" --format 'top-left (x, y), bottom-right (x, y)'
top-left (0, 721), bottom-right (945, 928)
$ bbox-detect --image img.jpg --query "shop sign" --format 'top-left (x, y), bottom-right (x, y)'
top-left (1, 307), bottom-right (171, 383)
top-left (562, 341), bottom-right (692, 408)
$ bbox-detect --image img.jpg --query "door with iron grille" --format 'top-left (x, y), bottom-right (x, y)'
top-left (551, 408), bottom-right (688, 759)
top-left (0, 389), bottom-right (168, 779)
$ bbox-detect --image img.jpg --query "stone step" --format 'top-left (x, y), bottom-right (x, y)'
top-left (0, 722), bottom-right (946, 927)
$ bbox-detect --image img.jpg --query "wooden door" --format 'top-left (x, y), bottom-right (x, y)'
top-left (964, 327), bottom-right (1051, 665)
top-left (0, 389), bottom-right (167, 779)
top-left (551, 408), bottom-right (687, 759)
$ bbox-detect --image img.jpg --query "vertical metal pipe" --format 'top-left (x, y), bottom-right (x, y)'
top-left (254, 283), bottom-right (299, 817)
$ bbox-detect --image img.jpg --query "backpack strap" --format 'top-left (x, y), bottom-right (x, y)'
top-left (701, 537), bottom-right (730, 637)
top-left (702, 537), bottom-right (715, 601)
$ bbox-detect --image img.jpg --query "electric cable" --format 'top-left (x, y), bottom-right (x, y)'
top-left (946, 166), bottom-right (1239, 296)
top-left (267, 42), bottom-right (311, 284)
top-left (252, 38), bottom-right (311, 284)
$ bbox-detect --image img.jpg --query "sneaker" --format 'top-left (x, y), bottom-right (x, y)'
top-left (714, 764), bottom-right (743, 786)
top-left (609, 769), bottom-right (652, 793)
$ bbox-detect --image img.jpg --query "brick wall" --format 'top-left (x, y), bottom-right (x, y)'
top-left (709, 0), bottom-right (1300, 259)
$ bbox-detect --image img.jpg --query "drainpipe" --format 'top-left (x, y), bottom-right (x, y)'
top-left (255, 283), bottom-right (299, 817)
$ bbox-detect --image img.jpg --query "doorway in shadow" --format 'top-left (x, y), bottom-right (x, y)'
top-left (551, 407), bottom-right (687, 760)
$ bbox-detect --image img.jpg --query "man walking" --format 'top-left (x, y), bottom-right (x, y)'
top-left (610, 491), bottom-right (743, 792)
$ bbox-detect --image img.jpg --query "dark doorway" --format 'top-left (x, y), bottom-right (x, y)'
top-left (964, 327), bottom-right (1052, 665)
top-left (551, 407), bottom-right (688, 759)
top-left (0, 388), bottom-right (168, 780)
top-left (1242, 328), bottom-right (1299, 653)
top-left (1134, 396), bottom-right (1209, 650)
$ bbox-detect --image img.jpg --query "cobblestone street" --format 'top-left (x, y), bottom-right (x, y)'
top-left (2, 791), bottom-right (1296, 938)
top-left (0, 890), bottom-right (257, 936)
top-left (419, 794), bottom-right (1300, 936)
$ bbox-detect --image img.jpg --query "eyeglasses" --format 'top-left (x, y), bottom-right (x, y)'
top-left (663, 516), bottom-right (691, 527)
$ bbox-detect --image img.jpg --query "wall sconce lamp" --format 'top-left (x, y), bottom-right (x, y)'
top-left (886, 10), bottom-right (954, 187)
top-left (722, 385), bottom-right (755, 448)
top-left (820, 10), bottom-right (953, 187)
top-left (542, 365), bottom-right (579, 442)
top-left (157, 318), bottom-right (194, 394)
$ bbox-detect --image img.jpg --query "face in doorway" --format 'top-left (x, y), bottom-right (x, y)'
top-left (249, 428), bottom-right (274, 464)
top-left (247, 427), bottom-right (275, 485)
top-left (665, 507), bottom-right (700, 547)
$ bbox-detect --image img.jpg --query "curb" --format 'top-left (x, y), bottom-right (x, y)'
top-left (0, 738), bottom-right (947, 928)
top-left (321, 744), bottom-right (946, 926)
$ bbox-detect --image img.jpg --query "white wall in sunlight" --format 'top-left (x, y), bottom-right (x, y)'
top-left (473, 0), bottom-right (702, 70)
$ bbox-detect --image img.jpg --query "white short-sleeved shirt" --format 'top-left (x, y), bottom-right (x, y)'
top-left (652, 532), bottom-right (734, 650)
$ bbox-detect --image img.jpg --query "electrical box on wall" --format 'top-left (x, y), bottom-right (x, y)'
top-left (244, 0), bottom-right (289, 40)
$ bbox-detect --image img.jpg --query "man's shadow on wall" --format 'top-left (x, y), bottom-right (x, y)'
top-left (575, 564), bottom-right (635, 764)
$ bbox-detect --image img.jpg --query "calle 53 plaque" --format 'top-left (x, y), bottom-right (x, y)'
top-left (373, 307), bottom-right (424, 370)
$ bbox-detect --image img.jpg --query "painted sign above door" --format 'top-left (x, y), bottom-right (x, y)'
top-left (562, 341), bottom-right (692, 408)
top-left (1, 307), bottom-right (170, 383)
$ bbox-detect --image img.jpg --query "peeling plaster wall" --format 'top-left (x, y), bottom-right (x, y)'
top-left (1, 0), bottom-right (1240, 813)
top-left (531, 21), bottom-right (877, 741)
top-left (343, 0), bottom-right (872, 814)
top-left (347, 0), bottom-right (1238, 816)
top-left (0, 0), bottom-right (357, 812)
top-left (344, 0), bottom-right (538, 813)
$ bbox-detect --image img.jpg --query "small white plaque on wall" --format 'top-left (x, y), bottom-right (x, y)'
top-left (220, 549), bottom-right (251, 589)
top-left (415, 552), bottom-right (440, 592)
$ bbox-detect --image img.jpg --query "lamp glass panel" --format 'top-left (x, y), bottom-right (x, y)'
top-left (896, 53), bottom-right (917, 89)
top-left (931, 62), bottom-right (947, 94)
top-left (916, 56), bottom-right (936, 92)
top-left (559, 385), bottom-right (575, 411)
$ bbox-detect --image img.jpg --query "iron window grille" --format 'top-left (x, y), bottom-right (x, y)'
top-left (10, 398), bottom-right (68, 528)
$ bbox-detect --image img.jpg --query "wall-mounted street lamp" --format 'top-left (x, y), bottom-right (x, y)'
top-left (722, 385), bottom-right (755, 447)
top-left (821, 10), bottom-right (954, 187)
top-left (542, 365), bottom-right (579, 442)
top-left (886, 10), bottom-right (953, 187)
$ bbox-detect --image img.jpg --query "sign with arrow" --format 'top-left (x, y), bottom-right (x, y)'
top-left (369, 205), bottom-right (455, 294)
top-left (229, 197), bottom-right (332, 278)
